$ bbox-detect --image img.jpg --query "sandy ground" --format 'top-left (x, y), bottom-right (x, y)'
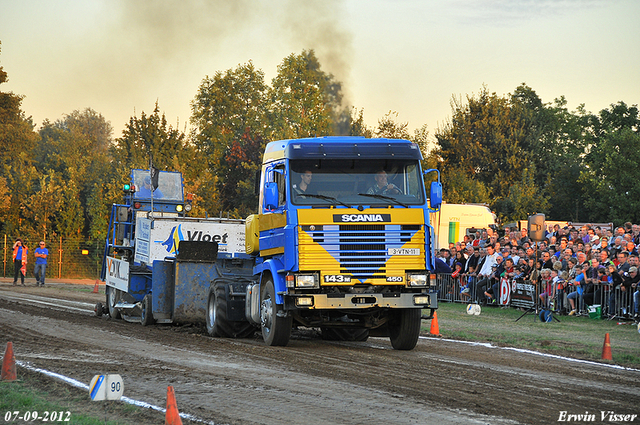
top-left (1, 280), bottom-right (638, 425)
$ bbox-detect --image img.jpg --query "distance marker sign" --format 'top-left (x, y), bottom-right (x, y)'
top-left (89, 374), bottom-right (124, 401)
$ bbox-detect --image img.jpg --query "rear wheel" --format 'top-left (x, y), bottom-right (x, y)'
top-left (141, 294), bottom-right (154, 326)
top-left (106, 286), bottom-right (121, 320)
top-left (94, 302), bottom-right (104, 317)
top-left (206, 281), bottom-right (254, 338)
top-left (260, 278), bottom-right (292, 346)
top-left (321, 327), bottom-right (369, 342)
top-left (388, 308), bottom-right (421, 350)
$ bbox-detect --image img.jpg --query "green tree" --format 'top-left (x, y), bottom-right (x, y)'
top-left (580, 102), bottom-right (640, 223)
top-left (191, 62), bottom-right (268, 216)
top-left (37, 109), bottom-right (115, 239)
top-left (433, 85), bottom-right (583, 222)
top-left (509, 86), bottom-right (587, 220)
top-left (374, 111), bottom-right (411, 139)
top-left (498, 165), bottom-right (550, 222)
top-left (113, 103), bottom-right (191, 171)
top-left (0, 42), bottom-right (39, 236)
top-left (269, 50), bottom-right (338, 140)
top-left (24, 170), bottom-right (63, 241)
top-left (348, 108), bottom-right (373, 138)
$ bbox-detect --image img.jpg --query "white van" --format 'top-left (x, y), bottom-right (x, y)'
top-left (430, 203), bottom-right (497, 250)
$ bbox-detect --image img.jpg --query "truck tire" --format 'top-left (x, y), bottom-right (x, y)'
top-left (321, 327), bottom-right (369, 342)
top-left (106, 286), bottom-right (121, 320)
top-left (141, 294), bottom-right (154, 326)
top-left (260, 278), bottom-right (292, 346)
top-left (388, 308), bottom-right (421, 350)
top-left (206, 281), bottom-right (254, 338)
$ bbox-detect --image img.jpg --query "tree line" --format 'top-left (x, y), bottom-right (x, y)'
top-left (1, 44), bottom-right (638, 245)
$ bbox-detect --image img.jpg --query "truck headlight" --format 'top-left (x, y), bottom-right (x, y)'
top-left (295, 274), bottom-right (318, 289)
top-left (407, 273), bottom-right (428, 287)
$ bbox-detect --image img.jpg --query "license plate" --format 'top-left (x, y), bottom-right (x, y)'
top-left (388, 248), bottom-right (420, 256)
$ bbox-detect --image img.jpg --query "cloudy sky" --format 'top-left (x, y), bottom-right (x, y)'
top-left (1, 0), bottom-right (638, 141)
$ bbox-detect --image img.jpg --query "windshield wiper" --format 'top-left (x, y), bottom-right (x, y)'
top-left (299, 193), bottom-right (352, 208)
top-left (357, 193), bottom-right (409, 208)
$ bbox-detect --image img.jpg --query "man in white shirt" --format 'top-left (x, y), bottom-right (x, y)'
top-left (474, 244), bottom-right (499, 304)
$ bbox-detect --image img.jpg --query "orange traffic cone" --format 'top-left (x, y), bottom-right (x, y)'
top-left (165, 386), bottom-right (183, 425)
top-left (92, 280), bottom-right (100, 294)
top-left (1, 342), bottom-right (17, 381)
top-left (430, 311), bottom-right (441, 336)
top-left (602, 333), bottom-right (612, 360)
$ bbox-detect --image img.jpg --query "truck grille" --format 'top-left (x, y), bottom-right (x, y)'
top-left (299, 224), bottom-right (424, 283)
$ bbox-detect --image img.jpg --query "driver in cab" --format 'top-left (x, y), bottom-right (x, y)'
top-left (367, 170), bottom-right (401, 195)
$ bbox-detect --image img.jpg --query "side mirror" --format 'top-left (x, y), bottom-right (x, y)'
top-left (264, 182), bottom-right (279, 210)
top-left (430, 181), bottom-right (442, 210)
top-left (423, 168), bottom-right (442, 212)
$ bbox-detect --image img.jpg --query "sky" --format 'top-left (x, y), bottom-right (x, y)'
top-left (1, 0), bottom-right (639, 143)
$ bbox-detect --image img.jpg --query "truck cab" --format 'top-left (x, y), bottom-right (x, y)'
top-left (244, 136), bottom-right (442, 349)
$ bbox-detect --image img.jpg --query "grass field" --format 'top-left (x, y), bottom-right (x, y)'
top-left (425, 302), bottom-right (640, 367)
top-left (0, 368), bottom-right (167, 425)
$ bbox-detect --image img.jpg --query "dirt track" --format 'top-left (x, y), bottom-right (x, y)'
top-left (1, 281), bottom-right (638, 425)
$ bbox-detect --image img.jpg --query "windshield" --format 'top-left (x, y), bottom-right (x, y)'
top-left (290, 159), bottom-right (425, 206)
top-left (132, 170), bottom-right (184, 202)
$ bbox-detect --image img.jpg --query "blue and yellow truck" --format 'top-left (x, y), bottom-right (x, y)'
top-left (100, 136), bottom-right (442, 350)
top-left (236, 136), bottom-right (442, 349)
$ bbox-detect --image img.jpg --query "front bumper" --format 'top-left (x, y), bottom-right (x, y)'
top-left (284, 291), bottom-right (437, 310)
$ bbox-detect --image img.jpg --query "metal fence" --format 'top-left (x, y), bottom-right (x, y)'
top-left (2, 235), bottom-right (104, 280)
top-left (434, 273), bottom-right (634, 320)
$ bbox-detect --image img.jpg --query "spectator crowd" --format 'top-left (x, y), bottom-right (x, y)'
top-left (435, 222), bottom-right (640, 321)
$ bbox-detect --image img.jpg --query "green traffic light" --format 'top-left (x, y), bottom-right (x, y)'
top-left (124, 184), bottom-right (131, 191)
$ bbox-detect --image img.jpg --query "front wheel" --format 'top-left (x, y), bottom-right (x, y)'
top-left (141, 294), bottom-right (154, 326)
top-left (388, 308), bottom-right (421, 350)
top-left (260, 278), bottom-right (292, 346)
